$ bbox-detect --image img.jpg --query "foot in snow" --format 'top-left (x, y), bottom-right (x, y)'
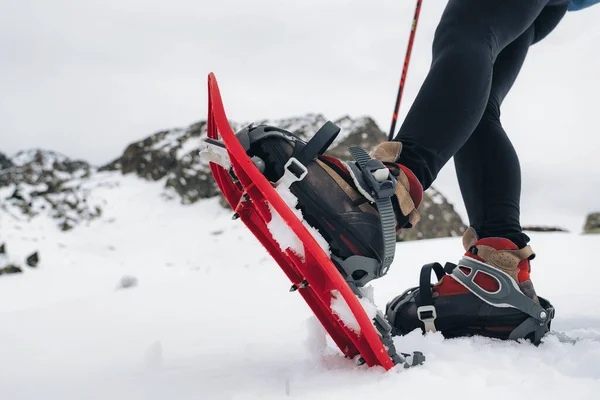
top-left (387, 228), bottom-right (555, 344)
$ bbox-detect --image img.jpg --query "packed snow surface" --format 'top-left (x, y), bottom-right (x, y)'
top-left (1, 172), bottom-right (599, 399)
top-left (330, 289), bottom-right (378, 334)
top-left (267, 179), bottom-right (330, 258)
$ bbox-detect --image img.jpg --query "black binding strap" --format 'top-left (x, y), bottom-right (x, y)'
top-left (417, 262), bottom-right (445, 308)
top-left (415, 262), bottom-right (446, 333)
top-left (293, 121), bottom-right (340, 166)
top-left (348, 147), bottom-right (398, 275)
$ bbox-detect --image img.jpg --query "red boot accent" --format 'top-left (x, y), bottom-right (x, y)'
top-left (434, 238), bottom-right (532, 296)
top-left (397, 164), bottom-right (423, 208)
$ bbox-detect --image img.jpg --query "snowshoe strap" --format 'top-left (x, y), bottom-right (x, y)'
top-left (347, 146), bottom-right (397, 275)
top-left (236, 124), bottom-right (304, 152)
top-left (417, 262), bottom-right (445, 308)
top-left (236, 121), bottom-right (340, 167)
top-left (292, 121), bottom-right (340, 166)
top-left (508, 296), bottom-right (555, 344)
top-left (452, 257), bottom-right (550, 324)
top-left (415, 262), bottom-right (446, 333)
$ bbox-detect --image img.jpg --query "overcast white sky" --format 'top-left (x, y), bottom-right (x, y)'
top-left (1, 0), bottom-right (599, 230)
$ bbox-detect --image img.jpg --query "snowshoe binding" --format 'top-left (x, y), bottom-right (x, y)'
top-left (386, 228), bottom-right (555, 345)
top-left (234, 123), bottom-right (422, 286)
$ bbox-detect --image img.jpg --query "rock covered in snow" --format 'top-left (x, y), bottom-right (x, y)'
top-left (0, 242), bottom-right (37, 276)
top-left (584, 212), bottom-right (600, 234)
top-left (101, 121), bottom-right (219, 203)
top-left (26, 251), bottom-right (40, 267)
top-left (0, 152), bottom-right (13, 170)
top-left (397, 186), bottom-right (466, 241)
top-left (0, 150), bottom-right (102, 231)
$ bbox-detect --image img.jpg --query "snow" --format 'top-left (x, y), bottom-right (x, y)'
top-left (334, 115), bottom-right (373, 143)
top-left (176, 136), bottom-right (204, 160)
top-left (330, 289), bottom-right (378, 334)
top-left (1, 173), bottom-right (600, 399)
top-left (150, 129), bottom-right (186, 152)
top-left (267, 178), bottom-right (330, 258)
top-left (10, 149), bottom-right (69, 168)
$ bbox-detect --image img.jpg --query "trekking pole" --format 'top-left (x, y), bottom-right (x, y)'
top-left (388, 0), bottom-right (423, 141)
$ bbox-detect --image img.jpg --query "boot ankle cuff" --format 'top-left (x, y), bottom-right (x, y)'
top-left (370, 141), bottom-right (402, 163)
top-left (370, 141), bottom-right (422, 227)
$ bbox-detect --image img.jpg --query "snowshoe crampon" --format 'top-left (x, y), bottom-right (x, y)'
top-left (202, 73), bottom-right (423, 370)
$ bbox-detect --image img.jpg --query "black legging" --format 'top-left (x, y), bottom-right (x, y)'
top-left (394, 0), bottom-right (570, 248)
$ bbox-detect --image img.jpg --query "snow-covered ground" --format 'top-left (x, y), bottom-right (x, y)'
top-left (1, 172), bottom-right (599, 399)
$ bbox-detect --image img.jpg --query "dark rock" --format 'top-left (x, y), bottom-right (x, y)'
top-left (165, 151), bottom-right (220, 204)
top-left (9, 188), bottom-right (24, 201)
top-left (0, 243), bottom-right (5, 255)
top-left (117, 275), bottom-right (138, 289)
top-left (60, 220), bottom-right (74, 232)
top-left (0, 152), bottom-right (13, 170)
top-left (121, 142), bottom-right (177, 180)
top-left (102, 122), bottom-right (218, 203)
top-left (523, 226), bottom-right (569, 233)
top-left (1, 150), bottom-right (101, 230)
top-left (397, 186), bottom-right (467, 241)
top-left (26, 251), bottom-right (39, 267)
top-left (0, 265), bottom-right (22, 275)
top-left (326, 116), bottom-right (387, 160)
top-left (584, 212), bottom-right (600, 234)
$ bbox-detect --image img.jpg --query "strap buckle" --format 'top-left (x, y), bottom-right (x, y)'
top-left (417, 305), bottom-right (437, 333)
top-left (360, 159), bottom-right (396, 199)
top-left (200, 138), bottom-right (231, 170)
top-left (278, 157), bottom-right (307, 187)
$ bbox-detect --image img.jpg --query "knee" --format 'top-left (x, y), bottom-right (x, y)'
top-left (474, 102), bottom-right (502, 133)
top-left (483, 101), bottom-right (501, 121)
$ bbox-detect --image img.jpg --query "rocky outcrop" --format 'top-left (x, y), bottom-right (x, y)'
top-left (101, 121), bottom-right (218, 203)
top-left (584, 212), bottom-right (600, 234)
top-left (0, 242), bottom-right (38, 277)
top-left (0, 150), bottom-right (101, 230)
top-left (0, 152), bottom-right (13, 170)
top-left (397, 187), bottom-right (466, 241)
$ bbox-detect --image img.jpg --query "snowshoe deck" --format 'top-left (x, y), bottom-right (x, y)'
top-left (204, 72), bottom-right (410, 370)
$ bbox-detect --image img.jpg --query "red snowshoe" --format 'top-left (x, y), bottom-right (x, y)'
top-left (202, 73), bottom-right (423, 370)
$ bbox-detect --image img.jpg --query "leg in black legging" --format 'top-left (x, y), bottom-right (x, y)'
top-left (454, 27), bottom-right (536, 248)
top-left (393, 0), bottom-right (552, 189)
top-left (454, 4), bottom-right (568, 247)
